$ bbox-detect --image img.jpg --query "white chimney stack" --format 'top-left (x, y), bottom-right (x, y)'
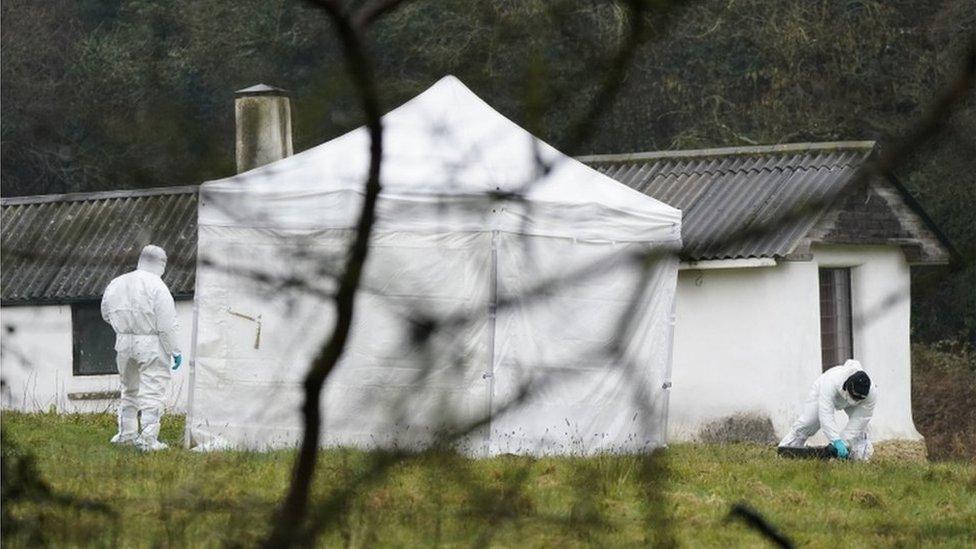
top-left (235, 84), bottom-right (293, 173)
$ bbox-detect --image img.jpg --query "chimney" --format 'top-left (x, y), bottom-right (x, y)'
top-left (235, 84), bottom-right (293, 173)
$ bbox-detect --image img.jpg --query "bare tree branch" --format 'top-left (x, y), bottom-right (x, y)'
top-left (559, 0), bottom-right (690, 156)
top-left (265, 0), bottom-right (390, 545)
top-left (728, 503), bottom-right (793, 549)
top-left (352, 0), bottom-right (411, 30)
top-left (676, 38), bottom-right (975, 267)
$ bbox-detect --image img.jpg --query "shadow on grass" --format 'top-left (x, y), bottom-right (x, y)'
top-left (2, 430), bottom-right (119, 546)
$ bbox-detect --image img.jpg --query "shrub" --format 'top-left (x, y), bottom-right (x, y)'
top-left (911, 342), bottom-right (976, 461)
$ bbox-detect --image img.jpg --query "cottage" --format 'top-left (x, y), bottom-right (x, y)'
top-left (1, 86), bottom-right (954, 446)
top-left (1, 187), bottom-right (198, 412)
top-left (582, 143), bottom-right (954, 443)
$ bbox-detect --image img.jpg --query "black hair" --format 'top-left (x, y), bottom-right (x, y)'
top-left (843, 371), bottom-right (871, 400)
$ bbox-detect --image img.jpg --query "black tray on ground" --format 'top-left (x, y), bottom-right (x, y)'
top-left (776, 445), bottom-right (838, 460)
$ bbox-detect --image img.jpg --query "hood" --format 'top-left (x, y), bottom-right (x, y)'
top-left (136, 245), bottom-right (167, 277)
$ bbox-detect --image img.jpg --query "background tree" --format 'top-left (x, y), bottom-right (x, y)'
top-left (3, 0), bottom-right (972, 342)
top-left (1, 1), bottom-right (973, 545)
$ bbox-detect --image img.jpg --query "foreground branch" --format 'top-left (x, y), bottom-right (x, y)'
top-left (727, 503), bottom-right (793, 549)
top-left (264, 0), bottom-right (391, 545)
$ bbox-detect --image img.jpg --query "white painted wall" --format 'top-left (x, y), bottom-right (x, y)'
top-left (815, 245), bottom-right (918, 441)
top-left (1, 302), bottom-right (194, 414)
top-left (668, 244), bottom-right (920, 442)
top-left (1, 244), bottom-right (920, 445)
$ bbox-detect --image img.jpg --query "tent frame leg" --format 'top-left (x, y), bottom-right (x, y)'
top-left (184, 280), bottom-right (201, 449)
top-left (483, 230), bottom-right (498, 454)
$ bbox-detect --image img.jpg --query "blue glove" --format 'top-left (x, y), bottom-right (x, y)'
top-left (831, 439), bottom-right (849, 459)
top-left (173, 353), bottom-right (183, 370)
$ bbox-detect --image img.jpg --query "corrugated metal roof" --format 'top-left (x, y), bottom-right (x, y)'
top-left (1, 186), bottom-right (199, 304)
top-left (6, 141), bottom-right (941, 303)
top-left (579, 142), bottom-right (876, 260)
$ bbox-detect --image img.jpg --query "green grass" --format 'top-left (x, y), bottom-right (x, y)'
top-left (3, 413), bottom-right (974, 547)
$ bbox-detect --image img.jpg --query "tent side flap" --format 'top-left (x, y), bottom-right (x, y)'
top-left (489, 233), bottom-right (679, 454)
top-left (189, 225), bottom-right (679, 454)
top-left (190, 228), bottom-right (494, 450)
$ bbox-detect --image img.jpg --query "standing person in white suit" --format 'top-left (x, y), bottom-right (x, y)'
top-left (779, 359), bottom-right (876, 460)
top-left (101, 245), bottom-right (182, 451)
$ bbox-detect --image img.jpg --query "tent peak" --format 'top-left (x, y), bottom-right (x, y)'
top-left (432, 74), bottom-right (464, 88)
top-left (411, 75), bottom-right (482, 104)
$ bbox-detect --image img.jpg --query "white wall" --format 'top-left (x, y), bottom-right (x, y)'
top-left (1, 302), bottom-right (194, 414)
top-left (2, 244), bottom-right (920, 444)
top-left (668, 244), bottom-right (920, 442)
top-left (814, 245), bottom-right (918, 441)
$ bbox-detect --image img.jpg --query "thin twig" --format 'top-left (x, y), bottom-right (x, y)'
top-left (728, 503), bottom-right (793, 549)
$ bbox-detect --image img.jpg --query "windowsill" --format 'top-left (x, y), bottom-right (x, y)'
top-left (67, 390), bottom-right (121, 401)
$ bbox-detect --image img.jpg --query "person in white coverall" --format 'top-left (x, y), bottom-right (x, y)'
top-left (778, 359), bottom-right (876, 460)
top-left (101, 245), bottom-right (181, 451)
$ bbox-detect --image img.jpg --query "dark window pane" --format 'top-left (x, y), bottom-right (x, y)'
top-left (819, 268), bottom-right (853, 371)
top-left (72, 302), bottom-right (118, 376)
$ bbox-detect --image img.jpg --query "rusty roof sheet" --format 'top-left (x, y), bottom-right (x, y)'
top-left (579, 142), bottom-right (877, 261)
top-left (1, 186), bottom-right (199, 304)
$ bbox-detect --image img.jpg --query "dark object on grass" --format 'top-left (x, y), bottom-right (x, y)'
top-left (728, 502), bottom-right (794, 548)
top-left (776, 445), bottom-right (838, 460)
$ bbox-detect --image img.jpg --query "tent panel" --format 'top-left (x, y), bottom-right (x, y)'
top-left (189, 228), bottom-right (492, 450)
top-left (488, 234), bottom-right (678, 454)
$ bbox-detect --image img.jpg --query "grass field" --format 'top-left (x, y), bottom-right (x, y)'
top-left (2, 413), bottom-right (974, 548)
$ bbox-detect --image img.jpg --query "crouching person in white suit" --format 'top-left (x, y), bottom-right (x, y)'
top-left (779, 359), bottom-right (876, 461)
top-left (101, 245), bottom-right (182, 451)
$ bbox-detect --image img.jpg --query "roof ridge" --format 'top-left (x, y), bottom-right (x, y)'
top-left (645, 161), bottom-right (864, 180)
top-left (577, 141), bottom-right (876, 164)
top-left (1, 184), bottom-right (200, 206)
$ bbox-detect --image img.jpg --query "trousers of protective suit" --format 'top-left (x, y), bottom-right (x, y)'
top-left (779, 398), bottom-right (874, 461)
top-left (113, 335), bottom-right (171, 451)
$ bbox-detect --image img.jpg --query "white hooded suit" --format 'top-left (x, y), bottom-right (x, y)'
top-left (779, 359), bottom-right (877, 460)
top-left (101, 245), bottom-right (181, 450)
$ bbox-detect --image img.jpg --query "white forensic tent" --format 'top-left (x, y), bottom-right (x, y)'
top-left (188, 76), bottom-right (682, 455)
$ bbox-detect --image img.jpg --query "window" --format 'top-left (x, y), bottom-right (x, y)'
top-left (819, 268), bottom-right (853, 371)
top-left (72, 301), bottom-right (118, 376)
